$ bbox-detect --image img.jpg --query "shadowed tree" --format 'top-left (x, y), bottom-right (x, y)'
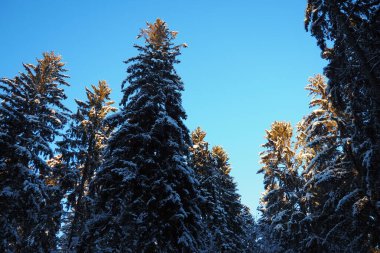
top-left (190, 127), bottom-right (254, 252)
top-left (295, 74), bottom-right (378, 252)
top-left (305, 1), bottom-right (380, 250)
top-left (79, 19), bottom-right (204, 252)
top-left (257, 121), bottom-right (303, 252)
top-left (58, 81), bottom-right (116, 251)
top-left (0, 52), bottom-right (70, 252)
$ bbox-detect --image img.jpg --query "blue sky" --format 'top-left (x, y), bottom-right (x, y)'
top-left (0, 0), bottom-right (325, 216)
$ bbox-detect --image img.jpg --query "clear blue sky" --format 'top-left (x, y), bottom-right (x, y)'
top-left (0, 0), bottom-right (325, 217)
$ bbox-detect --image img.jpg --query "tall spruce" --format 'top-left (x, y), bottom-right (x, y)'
top-left (0, 52), bottom-right (70, 252)
top-left (190, 127), bottom-right (254, 252)
top-left (240, 205), bottom-right (257, 252)
top-left (211, 146), bottom-right (247, 252)
top-left (295, 74), bottom-right (377, 252)
top-left (58, 81), bottom-right (116, 251)
top-left (305, 1), bottom-right (380, 250)
top-left (79, 19), bottom-right (204, 252)
top-left (257, 121), bottom-right (303, 252)
top-left (189, 127), bottom-right (216, 250)
top-left (293, 75), bottom-right (345, 252)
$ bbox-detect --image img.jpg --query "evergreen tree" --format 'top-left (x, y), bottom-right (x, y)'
top-left (58, 81), bottom-right (116, 251)
top-left (189, 127), bottom-right (216, 250)
top-left (294, 75), bottom-right (347, 252)
top-left (295, 74), bottom-right (377, 252)
top-left (190, 127), bottom-right (254, 252)
top-left (240, 205), bottom-right (257, 253)
top-left (211, 146), bottom-right (247, 252)
top-left (305, 1), bottom-right (380, 250)
top-left (257, 121), bottom-right (303, 252)
top-left (0, 52), bottom-right (70, 252)
top-left (79, 19), bottom-right (204, 252)
top-left (46, 153), bottom-right (77, 250)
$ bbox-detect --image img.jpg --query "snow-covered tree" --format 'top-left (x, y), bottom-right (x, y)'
top-left (211, 145), bottom-right (248, 252)
top-left (240, 205), bottom-right (257, 253)
top-left (190, 127), bottom-right (255, 252)
top-left (257, 121), bottom-right (303, 252)
top-left (0, 52), bottom-right (70, 252)
top-left (305, 0), bottom-right (380, 249)
top-left (58, 80), bottom-right (116, 251)
top-left (294, 75), bottom-right (348, 252)
top-left (295, 74), bottom-right (378, 252)
top-left (79, 19), bottom-right (204, 252)
top-left (305, 1), bottom-right (380, 250)
top-left (189, 127), bottom-right (216, 250)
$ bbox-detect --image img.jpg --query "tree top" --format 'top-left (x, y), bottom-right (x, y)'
top-left (137, 18), bottom-right (187, 49)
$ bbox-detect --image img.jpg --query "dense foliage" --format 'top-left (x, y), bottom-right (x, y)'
top-left (0, 53), bottom-right (70, 252)
top-left (254, 1), bottom-right (379, 252)
top-left (0, 1), bottom-right (378, 251)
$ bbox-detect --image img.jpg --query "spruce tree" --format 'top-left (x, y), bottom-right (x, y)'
top-left (58, 80), bottom-right (116, 251)
top-left (0, 52), bottom-right (70, 252)
top-left (211, 146), bottom-right (247, 252)
top-left (80, 19), bottom-right (204, 252)
top-left (189, 127), bottom-right (216, 250)
top-left (190, 127), bottom-right (254, 252)
top-left (305, 1), bottom-right (380, 250)
top-left (295, 75), bottom-right (341, 251)
top-left (240, 205), bottom-right (257, 253)
top-left (295, 74), bottom-right (376, 252)
top-left (257, 121), bottom-right (303, 252)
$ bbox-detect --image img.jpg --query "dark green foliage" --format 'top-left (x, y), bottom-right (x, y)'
top-left (305, 1), bottom-right (380, 251)
top-left (0, 52), bottom-right (70, 252)
top-left (257, 73), bottom-right (379, 252)
top-left (58, 81), bottom-right (116, 251)
top-left (190, 127), bottom-right (255, 252)
top-left (79, 19), bottom-right (204, 252)
top-left (256, 121), bottom-right (304, 253)
top-left (256, 2), bottom-right (380, 251)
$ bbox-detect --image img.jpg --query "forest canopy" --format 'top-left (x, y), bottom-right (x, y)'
top-left (0, 1), bottom-right (379, 252)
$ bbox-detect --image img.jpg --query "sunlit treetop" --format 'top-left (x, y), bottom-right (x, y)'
top-left (76, 80), bottom-right (116, 151)
top-left (305, 74), bottom-right (329, 111)
top-left (85, 80), bottom-right (116, 121)
top-left (264, 122), bottom-right (293, 151)
top-left (86, 80), bottom-right (112, 106)
top-left (261, 121), bottom-right (294, 168)
top-left (137, 18), bottom-right (187, 50)
top-left (32, 52), bottom-right (68, 94)
top-left (191, 126), bottom-right (205, 141)
top-left (190, 127), bottom-right (210, 168)
top-left (212, 146), bottom-right (232, 175)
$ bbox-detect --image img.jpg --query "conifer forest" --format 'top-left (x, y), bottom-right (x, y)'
top-left (0, 1), bottom-right (379, 252)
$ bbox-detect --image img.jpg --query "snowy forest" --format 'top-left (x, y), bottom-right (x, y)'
top-left (0, 1), bottom-right (379, 252)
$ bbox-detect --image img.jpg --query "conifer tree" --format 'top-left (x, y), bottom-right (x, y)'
top-left (291, 75), bottom-right (339, 251)
top-left (80, 19), bottom-right (204, 252)
top-left (294, 75), bottom-right (343, 251)
top-left (211, 146), bottom-right (247, 252)
top-left (240, 205), bottom-right (257, 253)
top-left (0, 52), bottom-right (70, 252)
top-left (257, 121), bottom-right (302, 252)
top-left (190, 127), bottom-right (254, 252)
top-left (295, 74), bottom-right (378, 252)
top-left (58, 81), bottom-right (116, 251)
top-left (189, 127), bottom-right (216, 250)
top-left (305, 1), bottom-right (380, 250)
